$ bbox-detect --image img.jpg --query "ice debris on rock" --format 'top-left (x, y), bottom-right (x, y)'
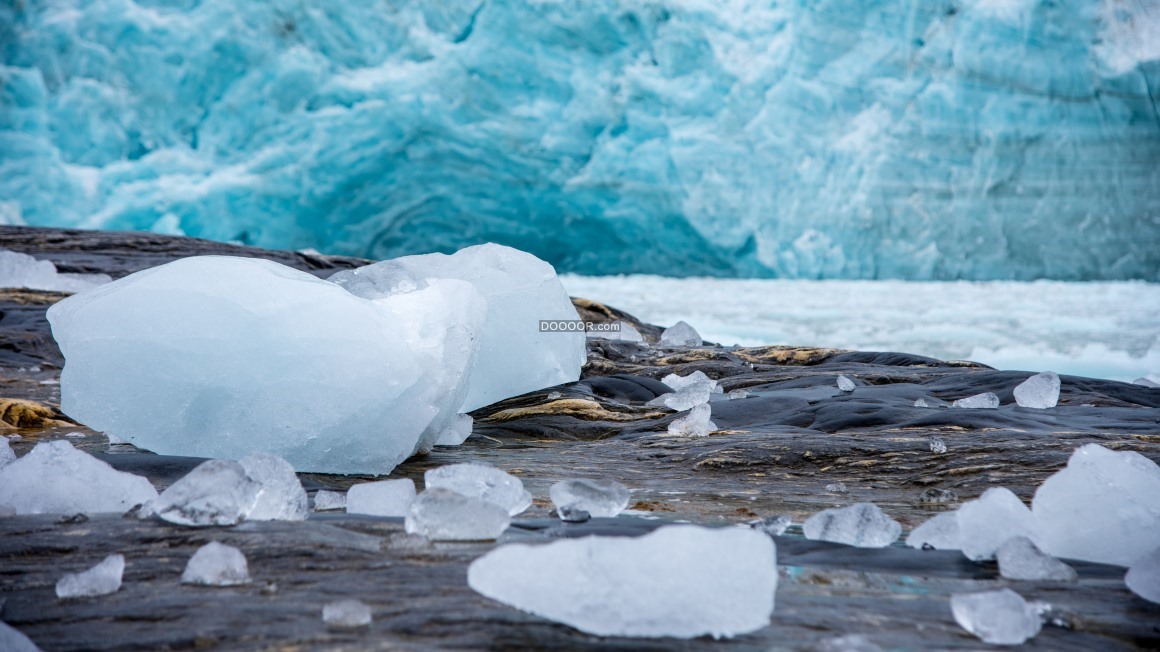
top-left (1014, 371), bottom-right (1060, 409)
top-left (952, 392), bottom-right (1000, 409)
top-left (803, 503), bottom-right (901, 548)
top-left (0, 436), bottom-right (15, 466)
top-left (728, 388), bottom-right (750, 399)
top-left (330, 243), bottom-right (584, 412)
top-left (997, 536), bottom-right (1077, 581)
top-left (323, 599), bottom-right (373, 628)
top-left (917, 488), bottom-right (957, 505)
top-left (906, 512), bottom-right (961, 550)
top-left (825, 482), bottom-right (848, 494)
top-left (588, 320), bottom-right (643, 343)
top-left (467, 525), bottom-right (776, 639)
top-left (56, 554), bottom-right (124, 599)
top-left (667, 403), bottom-right (717, 437)
top-left (1125, 546), bottom-right (1160, 604)
top-left (404, 488), bottom-right (511, 541)
top-left (346, 479), bottom-right (416, 518)
top-left (238, 453), bottom-right (308, 522)
top-left (837, 375), bottom-right (855, 392)
top-left (928, 437), bottom-right (947, 454)
top-left (957, 487), bottom-right (1038, 562)
top-left (549, 479), bottom-right (630, 518)
top-left (435, 414), bottom-right (473, 446)
top-left (0, 440), bottom-right (157, 515)
top-left (752, 515), bottom-right (792, 537)
top-left (659, 321), bottom-right (702, 347)
top-left (950, 588), bottom-right (1042, 646)
top-left (0, 249), bottom-right (111, 293)
top-left (154, 459), bottom-right (260, 527)
top-left (181, 542), bottom-right (250, 586)
top-left (649, 371), bottom-right (718, 410)
top-left (0, 620), bottom-right (41, 652)
top-left (1032, 443), bottom-right (1160, 566)
top-left (312, 490), bottom-right (346, 512)
top-left (424, 463), bottom-right (532, 516)
top-left (48, 255), bottom-right (488, 475)
top-left (661, 370), bottom-right (720, 393)
top-left (914, 398), bottom-right (930, 408)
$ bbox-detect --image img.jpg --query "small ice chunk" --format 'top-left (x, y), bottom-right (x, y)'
top-left (404, 488), bottom-right (511, 541)
top-left (0, 436), bottom-right (15, 466)
top-left (323, 599), bottom-right (372, 628)
top-left (1126, 546), bottom-right (1160, 603)
top-left (238, 453), bottom-right (308, 521)
top-left (836, 375), bottom-right (855, 392)
top-left (950, 588), bottom-right (1042, 645)
top-left (1032, 443), bottom-right (1160, 566)
top-left (435, 414), bottom-right (473, 446)
top-left (957, 487), bottom-right (1037, 561)
top-left (1132, 377), bottom-right (1159, 388)
top-left (752, 514), bottom-right (792, 537)
top-left (424, 463), bottom-right (532, 515)
top-left (557, 505), bottom-right (591, 522)
top-left (667, 403), bottom-right (716, 437)
top-left (661, 371), bottom-right (717, 393)
top-left (659, 320), bottom-right (702, 347)
top-left (825, 482), bottom-right (848, 494)
top-left (803, 503), bottom-right (901, 548)
top-left (952, 392), bottom-right (999, 409)
top-left (467, 524), bottom-right (776, 638)
top-left (814, 634), bottom-right (884, 652)
top-left (914, 398), bottom-right (929, 407)
top-left (928, 437), bottom-right (947, 454)
top-left (594, 321), bottom-right (644, 342)
top-left (1013, 371), bottom-right (1060, 409)
top-left (650, 383), bottom-right (713, 411)
top-left (56, 554), bottom-right (124, 599)
top-left (0, 620), bottom-right (41, 652)
top-left (728, 388), bottom-right (750, 399)
top-left (917, 488), bottom-right (958, 505)
top-left (906, 511), bottom-right (961, 550)
top-left (546, 391), bottom-right (562, 400)
top-left (997, 536), bottom-right (1077, 581)
top-left (181, 542), bottom-right (250, 586)
top-left (0, 249), bottom-right (111, 293)
top-left (313, 490), bottom-right (347, 511)
top-left (346, 478), bottom-right (416, 517)
top-left (153, 459), bottom-right (261, 527)
top-left (550, 479), bottom-right (630, 518)
top-left (0, 440), bottom-right (157, 515)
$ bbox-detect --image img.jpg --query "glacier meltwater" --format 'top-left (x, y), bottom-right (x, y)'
top-left (1, 0), bottom-right (1158, 280)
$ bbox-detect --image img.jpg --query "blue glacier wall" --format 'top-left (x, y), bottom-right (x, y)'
top-left (1, 0), bottom-right (1158, 279)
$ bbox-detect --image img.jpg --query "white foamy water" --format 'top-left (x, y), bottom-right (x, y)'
top-left (561, 276), bottom-right (1160, 383)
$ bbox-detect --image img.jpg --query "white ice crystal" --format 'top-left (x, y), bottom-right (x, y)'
top-left (153, 459), bottom-right (261, 527)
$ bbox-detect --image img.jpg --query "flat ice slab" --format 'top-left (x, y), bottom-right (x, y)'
top-left (56, 554), bottom-right (124, 599)
top-left (0, 440), bottom-right (157, 515)
top-left (468, 525), bottom-right (776, 638)
top-left (803, 503), bottom-right (900, 548)
top-left (404, 488), bottom-right (511, 541)
top-left (346, 479), bottom-right (416, 517)
top-left (424, 463), bottom-right (532, 516)
top-left (950, 588), bottom-right (1041, 645)
top-left (182, 542), bottom-right (250, 586)
top-left (549, 479), bottom-right (630, 518)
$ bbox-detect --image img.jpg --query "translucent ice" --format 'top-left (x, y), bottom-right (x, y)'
top-left (435, 414), bottom-right (473, 447)
top-left (837, 376), bottom-right (855, 392)
top-left (549, 479), bottom-right (630, 518)
top-left (330, 243), bottom-right (585, 412)
top-left (323, 599), bottom-right (373, 628)
top-left (557, 506), bottom-right (591, 523)
top-left (929, 437), bottom-right (947, 454)
top-left (1032, 444), bottom-right (1160, 566)
top-left (181, 542), bottom-right (250, 586)
top-left (1013, 371), bottom-right (1060, 409)
top-left (404, 488), bottom-right (511, 541)
top-left (952, 392), bottom-right (1000, 409)
top-left (312, 490), bottom-right (346, 512)
top-left (906, 512), bottom-right (961, 550)
top-left (1135, 377), bottom-right (1160, 388)
top-left (0, 250), bottom-right (111, 293)
top-left (728, 389), bottom-right (751, 400)
top-left (659, 321), bottom-right (702, 347)
top-left (803, 503), bottom-right (901, 548)
top-left (346, 479), bottom-right (416, 518)
top-left (153, 459), bottom-right (260, 527)
top-left (611, 322), bottom-right (644, 343)
top-left (996, 536), bottom-right (1077, 581)
top-left (0, 437), bottom-right (15, 466)
top-left (56, 554), bottom-right (124, 599)
top-left (914, 398), bottom-right (930, 408)
top-left (238, 453), bottom-right (308, 522)
top-left (752, 515), bottom-right (792, 537)
top-left (950, 589), bottom-right (1042, 645)
top-left (1125, 546), bottom-right (1160, 604)
top-left (48, 255), bottom-right (485, 475)
top-left (424, 463), bottom-right (532, 516)
top-left (467, 525), bottom-right (776, 638)
top-left (0, 440), bottom-right (157, 515)
top-left (666, 403), bottom-right (717, 437)
top-left (0, 620), bottom-right (40, 652)
top-left (650, 383), bottom-right (714, 412)
top-left (957, 487), bottom-right (1038, 562)
top-left (661, 371), bottom-right (717, 393)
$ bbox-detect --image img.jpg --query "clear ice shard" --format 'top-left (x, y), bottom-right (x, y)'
top-left (0, 620), bottom-right (41, 652)
top-left (47, 255), bottom-right (486, 475)
top-left (323, 599), bottom-right (373, 628)
top-left (906, 512), bottom-right (961, 550)
top-left (346, 479), bottom-right (417, 517)
top-left (957, 487), bottom-right (1038, 561)
top-left (404, 488), bottom-right (511, 541)
top-left (667, 403), bottom-right (717, 437)
top-left (467, 525), bottom-right (776, 639)
top-left (837, 375), bottom-right (855, 392)
top-left (661, 371), bottom-right (718, 393)
top-left (728, 389), bottom-right (751, 400)
top-left (238, 453), bottom-right (308, 522)
top-left (952, 392), bottom-right (1000, 409)
top-left (950, 588), bottom-right (1042, 646)
top-left (312, 490), bottom-right (347, 512)
top-left (1032, 443), bottom-right (1160, 566)
top-left (1125, 546), bottom-right (1160, 604)
top-left (153, 459), bottom-right (261, 527)
top-left (0, 250), bottom-right (111, 293)
top-left (1013, 371), bottom-right (1060, 409)
top-left (424, 463), bottom-right (532, 516)
top-left (549, 479), bottom-right (630, 518)
top-left (0, 440), bottom-right (157, 515)
top-left (435, 414), bottom-right (473, 446)
top-left (752, 515), bottom-right (792, 537)
top-left (996, 536), bottom-right (1077, 581)
top-left (650, 383), bottom-right (713, 412)
top-left (612, 321), bottom-right (644, 342)
top-left (329, 243), bottom-right (584, 412)
top-left (929, 437), bottom-right (947, 454)
top-left (659, 321), bottom-right (702, 347)
top-left (803, 503), bottom-right (901, 548)
top-left (56, 554), bottom-right (124, 599)
top-left (0, 436), bottom-right (16, 466)
top-left (181, 542), bottom-right (250, 586)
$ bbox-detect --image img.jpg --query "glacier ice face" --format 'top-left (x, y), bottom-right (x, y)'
top-left (182, 542), bottom-right (251, 586)
top-left (467, 524), bottom-right (777, 639)
top-left (0, 440), bottom-right (157, 515)
top-left (3, 0), bottom-right (1157, 281)
top-left (56, 554), bottom-right (124, 599)
top-left (329, 243), bottom-right (584, 412)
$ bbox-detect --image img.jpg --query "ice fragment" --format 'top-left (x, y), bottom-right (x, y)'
top-left (346, 479), bottom-right (416, 517)
top-left (424, 463), bottom-right (531, 516)
top-left (0, 620), bottom-right (41, 652)
top-left (153, 459), bottom-right (260, 527)
top-left (435, 414), bottom-right (473, 446)
top-left (957, 487), bottom-right (1038, 562)
top-left (323, 599), bottom-right (373, 628)
top-left (803, 503), bottom-right (900, 548)
top-left (1125, 546), bottom-right (1160, 603)
top-left (666, 403), bottom-right (716, 437)
top-left (837, 375), bottom-right (855, 392)
top-left (659, 321), bottom-right (701, 347)
top-left (996, 536), bottom-right (1077, 581)
top-left (238, 453), bottom-right (308, 521)
top-left (0, 440), bottom-right (157, 515)
top-left (950, 588), bottom-right (1042, 645)
top-left (313, 490), bottom-right (347, 512)
top-left (56, 554), bottom-right (123, 599)
top-left (752, 515), bottom-right (792, 537)
top-left (952, 392), bottom-right (999, 409)
top-left (181, 542), bottom-right (250, 586)
top-left (549, 479), bottom-right (630, 518)
top-left (906, 512), bottom-right (961, 550)
top-left (404, 488), bottom-right (511, 541)
top-left (1013, 371), bottom-right (1060, 409)
top-left (928, 437), bottom-right (947, 454)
